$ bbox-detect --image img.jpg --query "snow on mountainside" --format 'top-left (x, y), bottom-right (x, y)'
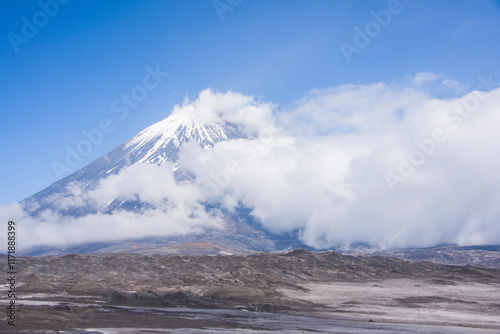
top-left (21, 109), bottom-right (241, 217)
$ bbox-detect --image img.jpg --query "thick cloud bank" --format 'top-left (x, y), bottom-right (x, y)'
top-left (3, 74), bottom-right (500, 251)
top-left (2, 163), bottom-right (224, 250)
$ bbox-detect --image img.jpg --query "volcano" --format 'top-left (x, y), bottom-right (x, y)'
top-left (20, 92), bottom-right (309, 255)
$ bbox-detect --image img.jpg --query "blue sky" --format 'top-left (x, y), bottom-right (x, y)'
top-left (1, 0), bottom-right (500, 205)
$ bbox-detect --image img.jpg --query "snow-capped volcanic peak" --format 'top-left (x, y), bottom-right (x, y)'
top-left (122, 107), bottom-right (239, 165)
top-left (128, 107), bottom-right (230, 148)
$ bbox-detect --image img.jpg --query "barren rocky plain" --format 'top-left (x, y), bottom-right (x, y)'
top-left (1, 249), bottom-right (500, 333)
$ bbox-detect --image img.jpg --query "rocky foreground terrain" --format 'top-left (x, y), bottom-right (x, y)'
top-left (1, 249), bottom-right (500, 333)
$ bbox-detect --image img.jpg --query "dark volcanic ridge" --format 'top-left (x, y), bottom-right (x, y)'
top-left (339, 244), bottom-right (500, 268)
top-left (22, 238), bottom-right (500, 269)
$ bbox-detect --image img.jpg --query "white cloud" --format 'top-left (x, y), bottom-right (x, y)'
top-left (410, 72), bottom-right (469, 97)
top-left (171, 88), bottom-right (276, 137)
top-left (442, 79), bottom-right (468, 95)
top-left (0, 163), bottom-right (224, 251)
top-left (180, 81), bottom-right (500, 250)
top-left (414, 72), bottom-right (439, 86)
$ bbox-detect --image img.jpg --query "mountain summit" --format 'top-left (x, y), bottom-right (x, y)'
top-left (122, 109), bottom-right (241, 165)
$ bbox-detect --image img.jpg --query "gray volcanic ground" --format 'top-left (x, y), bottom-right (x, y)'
top-left (1, 249), bottom-right (500, 333)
